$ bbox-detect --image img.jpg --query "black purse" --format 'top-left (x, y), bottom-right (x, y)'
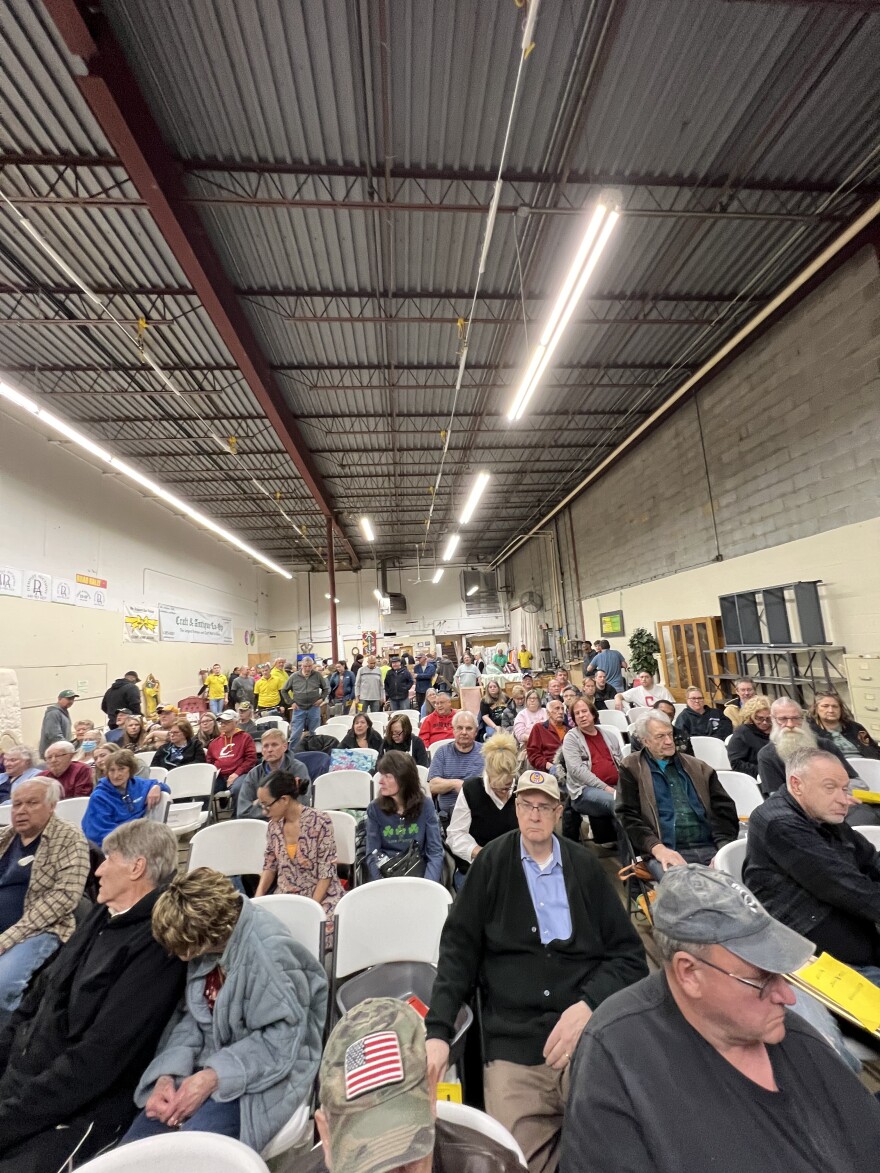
top-left (378, 842), bottom-right (426, 879)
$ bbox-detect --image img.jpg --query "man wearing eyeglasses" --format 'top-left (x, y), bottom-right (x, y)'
top-left (561, 864), bottom-right (880, 1173)
top-left (425, 770), bottom-right (647, 1173)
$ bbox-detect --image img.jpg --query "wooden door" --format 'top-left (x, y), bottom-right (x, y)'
top-left (656, 617), bottom-right (731, 701)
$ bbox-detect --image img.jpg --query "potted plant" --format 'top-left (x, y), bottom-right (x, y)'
top-left (628, 627), bottom-right (660, 677)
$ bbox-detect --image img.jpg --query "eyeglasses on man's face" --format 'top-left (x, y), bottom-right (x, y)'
top-left (690, 954), bottom-right (780, 999)
top-left (516, 797), bottom-right (560, 817)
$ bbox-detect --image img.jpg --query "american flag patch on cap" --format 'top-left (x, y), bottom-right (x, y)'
top-left (344, 1030), bottom-right (404, 1100)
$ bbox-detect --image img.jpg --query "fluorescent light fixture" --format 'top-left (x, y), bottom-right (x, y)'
top-left (442, 534), bottom-right (460, 562)
top-left (459, 471), bottom-right (491, 525)
top-left (373, 588), bottom-right (383, 602)
top-left (0, 380), bottom-right (293, 579)
top-left (360, 517), bottom-right (376, 543)
top-left (466, 584), bottom-right (480, 596)
top-left (507, 198), bottom-right (620, 422)
top-left (431, 568), bottom-right (444, 584)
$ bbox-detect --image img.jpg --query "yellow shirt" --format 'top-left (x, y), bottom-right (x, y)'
top-left (255, 676), bottom-right (282, 708)
top-left (518, 650), bottom-right (533, 669)
top-left (205, 673), bottom-right (228, 700)
top-left (270, 667), bottom-right (289, 693)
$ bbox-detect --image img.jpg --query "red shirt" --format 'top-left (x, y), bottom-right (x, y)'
top-left (585, 729), bottom-right (618, 787)
top-left (526, 721), bottom-right (565, 771)
top-left (40, 761), bottom-right (93, 798)
top-left (207, 730), bottom-right (257, 778)
top-left (419, 711), bottom-right (455, 746)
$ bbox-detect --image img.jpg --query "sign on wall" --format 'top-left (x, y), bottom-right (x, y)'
top-left (599, 610), bottom-right (626, 637)
top-left (159, 603), bottom-right (233, 645)
top-left (25, 571), bottom-right (51, 602)
top-left (124, 602), bottom-right (160, 642)
top-left (361, 630), bottom-right (377, 655)
top-left (53, 578), bottom-right (76, 605)
top-left (0, 568), bottom-right (22, 597)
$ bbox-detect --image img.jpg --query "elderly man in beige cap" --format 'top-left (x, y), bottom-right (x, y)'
top-left (425, 771), bottom-right (647, 1173)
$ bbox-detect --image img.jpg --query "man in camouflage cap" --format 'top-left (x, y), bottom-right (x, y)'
top-left (311, 997), bottom-right (521, 1173)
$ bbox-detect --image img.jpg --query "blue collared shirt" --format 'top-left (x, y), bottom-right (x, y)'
top-left (520, 835), bottom-right (572, 944)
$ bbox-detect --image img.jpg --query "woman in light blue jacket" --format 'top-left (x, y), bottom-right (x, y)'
top-left (124, 869), bottom-right (328, 1153)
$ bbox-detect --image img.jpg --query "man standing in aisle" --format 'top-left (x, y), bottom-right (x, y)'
top-left (326, 661), bottom-right (355, 718)
top-left (425, 771), bottom-right (647, 1173)
top-left (285, 657), bottom-right (329, 746)
top-left (587, 641), bottom-right (627, 693)
top-left (354, 655), bottom-right (384, 714)
top-left (414, 653), bottom-right (437, 711)
top-left (101, 672), bottom-right (141, 729)
top-left (202, 663), bottom-right (229, 716)
top-left (384, 654), bottom-right (414, 712)
top-left (38, 690), bottom-right (78, 759)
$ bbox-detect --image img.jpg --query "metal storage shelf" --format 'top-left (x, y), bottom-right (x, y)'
top-left (704, 645), bottom-right (847, 704)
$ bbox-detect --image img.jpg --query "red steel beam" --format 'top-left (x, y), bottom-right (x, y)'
top-left (40, 0), bottom-right (359, 568)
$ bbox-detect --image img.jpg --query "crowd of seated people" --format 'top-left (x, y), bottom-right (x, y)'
top-left (4, 652), bottom-right (880, 1172)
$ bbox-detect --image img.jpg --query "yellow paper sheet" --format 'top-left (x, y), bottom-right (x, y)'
top-left (436, 1081), bottom-right (463, 1103)
top-left (794, 953), bottom-right (880, 1033)
top-left (851, 789), bottom-right (880, 805)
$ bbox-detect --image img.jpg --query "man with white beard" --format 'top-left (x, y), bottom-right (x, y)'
top-left (756, 697), bottom-right (856, 796)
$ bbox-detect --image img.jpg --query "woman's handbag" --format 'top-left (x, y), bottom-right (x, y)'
top-left (378, 842), bottom-right (426, 879)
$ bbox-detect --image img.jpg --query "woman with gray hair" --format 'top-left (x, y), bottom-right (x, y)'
top-left (124, 867), bottom-right (328, 1152)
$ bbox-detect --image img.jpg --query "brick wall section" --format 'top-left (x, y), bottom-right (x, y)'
top-left (510, 245), bottom-right (880, 607)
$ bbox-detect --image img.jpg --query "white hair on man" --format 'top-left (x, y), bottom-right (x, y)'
top-left (630, 709), bottom-right (672, 745)
top-left (46, 740), bottom-right (76, 756)
top-left (11, 775), bottom-right (62, 804)
top-left (452, 709), bottom-right (477, 730)
top-left (784, 745), bottom-right (841, 785)
top-left (769, 697), bottom-right (816, 762)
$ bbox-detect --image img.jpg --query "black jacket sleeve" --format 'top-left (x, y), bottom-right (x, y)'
top-left (757, 745), bottom-right (786, 794)
top-left (411, 737), bottom-right (429, 767)
top-left (562, 1032), bottom-right (651, 1173)
top-left (574, 854), bottom-right (649, 1008)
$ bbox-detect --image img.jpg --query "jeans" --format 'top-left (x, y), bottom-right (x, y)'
top-left (0, 932), bottom-right (59, 1015)
top-left (209, 698), bottom-right (225, 715)
top-left (290, 704), bottom-right (322, 744)
top-left (328, 700), bottom-right (350, 717)
top-left (359, 700), bottom-right (383, 713)
top-left (122, 1096), bottom-right (240, 1143)
top-left (388, 700), bottom-right (410, 711)
top-left (789, 989), bottom-right (862, 1072)
top-left (647, 843), bottom-right (716, 882)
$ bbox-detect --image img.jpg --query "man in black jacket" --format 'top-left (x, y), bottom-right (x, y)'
top-left (101, 670), bottom-right (142, 727)
top-left (425, 771), bottom-right (647, 1173)
top-left (744, 746), bottom-right (880, 978)
top-left (674, 686), bottom-right (732, 741)
top-left (384, 654), bottom-right (414, 711)
top-left (0, 821), bottom-right (186, 1172)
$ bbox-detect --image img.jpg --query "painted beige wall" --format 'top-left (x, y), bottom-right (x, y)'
top-left (581, 518), bottom-right (880, 664)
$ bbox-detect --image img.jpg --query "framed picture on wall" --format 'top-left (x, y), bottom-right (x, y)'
top-left (599, 610), bottom-right (626, 637)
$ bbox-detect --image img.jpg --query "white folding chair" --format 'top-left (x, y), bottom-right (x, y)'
top-left (166, 800), bottom-right (208, 836)
top-left (429, 737), bottom-right (454, 759)
top-left (717, 771), bottom-right (764, 820)
top-left (855, 825), bottom-right (880, 850)
top-left (369, 711), bottom-right (391, 730)
top-left (690, 736), bottom-right (731, 771)
top-left (188, 820), bottom-right (267, 875)
top-left (148, 765), bottom-right (169, 784)
top-left (714, 838), bottom-right (748, 883)
top-left (327, 714), bottom-right (355, 729)
top-left (436, 1101), bottom-right (526, 1168)
top-left (76, 1132), bottom-right (270, 1172)
top-left (417, 763), bottom-right (430, 790)
top-left (313, 770), bottom-right (373, 810)
top-left (146, 792), bottom-right (171, 824)
top-left (326, 809), bottom-right (358, 871)
top-left (597, 709), bottom-right (629, 733)
top-left (165, 763), bottom-right (217, 805)
top-left (0, 803), bottom-right (11, 826)
top-left (314, 724), bottom-right (344, 738)
top-left (853, 759), bottom-right (880, 792)
top-left (55, 796), bottom-right (90, 829)
top-left (251, 894), bottom-right (326, 960)
top-left (597, 725), bottom-right (626, 756)
top-left (256, 716), bottom-right (290, 740)
top-left (134, 751), bottom-right (155, 772)
top-left (626, 707), bottom-right (652, 725)
top-left (673, 703), bottom-right (687, 718)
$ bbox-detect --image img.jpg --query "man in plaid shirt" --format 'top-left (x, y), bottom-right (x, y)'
top-left (0, 776), bottom-right (88, 1016)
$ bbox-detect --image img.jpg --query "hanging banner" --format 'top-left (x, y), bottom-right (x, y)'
top-left (124, 602), bottom-right (160, 642)
top-left (361, 630), bottom-right (377, 655)
top-left (24, 572), bottom-right (51, 602)
top-left (159, 603), bottom-right (233, 645)
top-left (53, 577), bottom-right (76, 605)
top-left (0, 567), bottom-right (22, 597)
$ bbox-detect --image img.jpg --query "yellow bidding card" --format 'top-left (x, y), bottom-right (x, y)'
top-left (436, 1081), bottom-right (463, 1103)
top-left (795, 953), bottom-right (880, 1033)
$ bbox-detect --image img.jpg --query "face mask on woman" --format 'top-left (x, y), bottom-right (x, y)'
top-left (81, 740), bottom-right (97, 753)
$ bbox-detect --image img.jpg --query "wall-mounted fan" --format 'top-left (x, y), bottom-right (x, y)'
top-left (520, 590), bottom-right (544, 614)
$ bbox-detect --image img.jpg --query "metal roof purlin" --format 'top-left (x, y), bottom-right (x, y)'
top-left (40, 0), bottom-right (359, 569)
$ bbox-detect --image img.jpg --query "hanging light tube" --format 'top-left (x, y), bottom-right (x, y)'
top-left (360, 517), bottom-right (376, 543)
top-left (459, 471), bottom-right (491, 525)
top-left (372, 588), bottom-right (383, 602)
top-left (442, 534), bottom-right (460, 562)
top-left (432, 568), bottom-right (444, 584)
top-left (0, 380), bottom-right (293, 579)
top-left (507, 197), bottom-right (620, 422)
top-left (466, 584), bottom-right (480, 596)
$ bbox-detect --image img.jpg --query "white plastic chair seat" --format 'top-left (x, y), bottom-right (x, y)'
top-left (717, 771), bottom-right (764, 819)
top-left (327, 714), bottom-right (355, 728)
top-left (597, 709), bottom-right (629, 732)
top-left (714, 838), bottom-right (747, 883)
top-left (313, 770), bottom-right (373, 810)
top-left (188, 820), bottom-right (267, 875)
top-left (436, 1100), bottom-right (526, 1168)
top-left (55, 796), bottom-right (90, 829)
top-left (855, 825), bottom-right (880, 851)
top-left (428, 737), bottom-right (454, 759)
top-left (0, 804), bottom-right (11, 826)
top-left (76, 1132), bottom-right (270, 1171)
top-left (325, 809), bottom-right (358, 867)
top-left (690, 736), bottom-right (731, 771)
top-left (334, 877), bottom-right (452, 980)
top-left (251, 894), bottom-right (326, 959)
top-left (148, 766), bottom-right (169, 784)
top-left (167, 801), bottom-right (209, 835)
top-left (853, 759), bottom-right (880, 792)
top-left (256, 716), bottom-right (290, 740)
top-left (166, 763), bottom-right (217, 802)
top-left (314, 724), bottom-right (344, 738)
top-left (626, 707), bottom-right (653, 725)
top-left (135, 751), bottom-right (156, 772)
top-left (260, 1100), bottom-right (311, 1161)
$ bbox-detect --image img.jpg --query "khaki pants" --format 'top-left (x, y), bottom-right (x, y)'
top-left (483, 1060), bottom-right (570, 1173)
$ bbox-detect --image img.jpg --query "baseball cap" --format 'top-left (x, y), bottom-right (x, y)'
top-left (237, 701), bottom-right (253, 712)
top-left (319, 998), bottom-right (433, 1173)
top-left (219, 709), bottom-right (238, 722)
top-left (125, 670), bottom-right (140, 681)
top-left (58, 689), bottom-right (79, 700)
top-left (653, 864), bottom-right (815, 973)
top-left (515, 770), bottom-right (561, 802)
top-left (156, 704), bottom-right (178, 714)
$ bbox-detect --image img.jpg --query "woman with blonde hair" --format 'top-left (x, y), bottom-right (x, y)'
top-left (74, 724), bottom-right (104, 769)
top-left (479, 678), bottom-right (508, 740)
top-left (119, 714), bottom-right (150, 752)
top-left (447, 731), bottom-right (519, 883)
top-left (502, 683), bottom-right (527, 730)
top-left (512, 689), bottom-right (547, 746)
top-left (124, 868), bottom-right (327, 1151)
top-left (726, 694), bottom-right (772, 779)
top-left (195, 711), bottom-right (220, 751)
